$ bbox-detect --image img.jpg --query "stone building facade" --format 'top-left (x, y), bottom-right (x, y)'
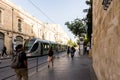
top-left (92, 0), bottom-right (120, 80)
top-left (0, 0), bottom-right (69, 55)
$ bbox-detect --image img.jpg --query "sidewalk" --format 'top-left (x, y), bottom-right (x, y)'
top-left (28, 52), bottom-right (97, 80)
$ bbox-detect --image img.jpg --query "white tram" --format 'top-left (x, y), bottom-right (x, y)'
top-left (24, 38), bottom-right (67, 57)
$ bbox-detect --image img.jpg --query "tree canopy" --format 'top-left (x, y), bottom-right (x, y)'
top-left (85, 0), bottom-right (92, 45)
top-left (65, 18), bottom-right (86, 37)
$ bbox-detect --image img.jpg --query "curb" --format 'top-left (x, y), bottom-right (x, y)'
top-left (89, 64), bottom-right (98, 80)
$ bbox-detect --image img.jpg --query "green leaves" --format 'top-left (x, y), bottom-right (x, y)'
top-left (67, 39), bottom-right (77, 47)
top-left (85, 0), bottom-right (92, 44)
top-left (65, 18), bottom-right (86, 37)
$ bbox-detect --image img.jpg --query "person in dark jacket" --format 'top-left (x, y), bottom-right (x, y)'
top-left (70, 46), bottom-right (76, 59)
top-left (47, 46), bottom-right (54, 68)
top-left (67, 46), bottom-right (70, 57)
top-left (1, 46), bottom-right (8, 57)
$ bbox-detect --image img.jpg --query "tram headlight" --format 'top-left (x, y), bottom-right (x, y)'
top-left (26, 53), bottom-right (31, 56)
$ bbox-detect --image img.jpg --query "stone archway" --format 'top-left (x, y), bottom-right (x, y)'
top-left (16, 36), bottom-right (23, 46)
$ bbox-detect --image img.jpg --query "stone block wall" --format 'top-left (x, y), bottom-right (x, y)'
top-left (92, 0), bottom-right (120, 80)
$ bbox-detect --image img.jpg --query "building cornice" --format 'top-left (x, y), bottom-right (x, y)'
top-left (1, 0), bottom-right (43, 25)
top-left (0, 27), bottom-right (33, 37)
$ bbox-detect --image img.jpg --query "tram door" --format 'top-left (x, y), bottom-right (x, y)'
top-left (0, 33), bottom-right (4, 53)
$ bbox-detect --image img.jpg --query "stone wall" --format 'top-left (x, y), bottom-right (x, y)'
top-left (92, 0), bottom-right (120, 80)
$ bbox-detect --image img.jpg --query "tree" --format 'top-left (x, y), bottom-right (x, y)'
top-left (85, 0), bottom-right (92, 45)
top-left (67, 39), bottom-right (77, 47)
top-left (65, 18), bottom-right (86, 37)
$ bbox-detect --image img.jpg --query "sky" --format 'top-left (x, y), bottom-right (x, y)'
top-left (10, 0), bottom-right (89, 41)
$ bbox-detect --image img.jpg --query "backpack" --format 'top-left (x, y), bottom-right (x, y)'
top-left (70, 48), bottom-right (76, 53)
top-left (11, 52), bottom-right (21, 69)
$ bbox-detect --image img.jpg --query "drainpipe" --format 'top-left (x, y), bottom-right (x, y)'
top-left (11, 8), bottom-right (14, 57)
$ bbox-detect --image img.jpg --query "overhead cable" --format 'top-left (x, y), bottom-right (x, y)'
top-left (27, 0), bottom-right (56, 23)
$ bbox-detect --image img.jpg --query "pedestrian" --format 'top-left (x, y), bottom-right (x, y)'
top-left (56, 46), bottom-right (59, 58)
top-left (86, 45), bottom-right (90, 55)
top-left (70, 46), bottom-right (76, 59)
top-left (67, 46), bottom-right (70, 57)
top-left (0, 51), bottom-right (1, 63)
top-left (1, 46), bottom-right (8, 58)
top-left (84, 45), bottom-right (87, 55)
top-left (0, 51), bottom-right (2, 63)
top-left (47, 46), bottom-right (54, 68)
top-left (13, 44), bottom-right (28, 80)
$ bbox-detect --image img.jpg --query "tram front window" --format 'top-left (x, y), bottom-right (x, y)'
top-left (30, 42), bottom-right (39, 52)
top-left (24, 39), bottom-right (35, 51)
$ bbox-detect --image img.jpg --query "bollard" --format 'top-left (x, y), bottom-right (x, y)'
top-left (36, 57), bottom-right (38, 72)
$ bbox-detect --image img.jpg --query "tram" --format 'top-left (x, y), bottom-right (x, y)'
top-left (24, 38), bottom-right (67, 57)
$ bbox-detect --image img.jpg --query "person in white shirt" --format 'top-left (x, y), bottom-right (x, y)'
top-left (86, 46), bottom-right (90, 55)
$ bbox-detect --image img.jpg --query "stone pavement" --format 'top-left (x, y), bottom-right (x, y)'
top-left (29, 52), bottom-right (97, 80)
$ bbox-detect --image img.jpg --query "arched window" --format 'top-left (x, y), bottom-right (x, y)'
top-left (16, 36), bottom-right (23, 45)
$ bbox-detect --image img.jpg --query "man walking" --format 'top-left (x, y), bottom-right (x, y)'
top-left (13, 44), bottom-right (28, 80)
top-left (1, 46), bottom-right (8, 58)
top-left (70, 46), bottom-right (76, 59)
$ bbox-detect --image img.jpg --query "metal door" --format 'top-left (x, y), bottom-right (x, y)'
top-left (0, 32), bottom-right (4, 53)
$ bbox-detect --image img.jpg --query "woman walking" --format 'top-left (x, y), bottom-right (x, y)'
top-left (47, 46), bottom-right (54, 68)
